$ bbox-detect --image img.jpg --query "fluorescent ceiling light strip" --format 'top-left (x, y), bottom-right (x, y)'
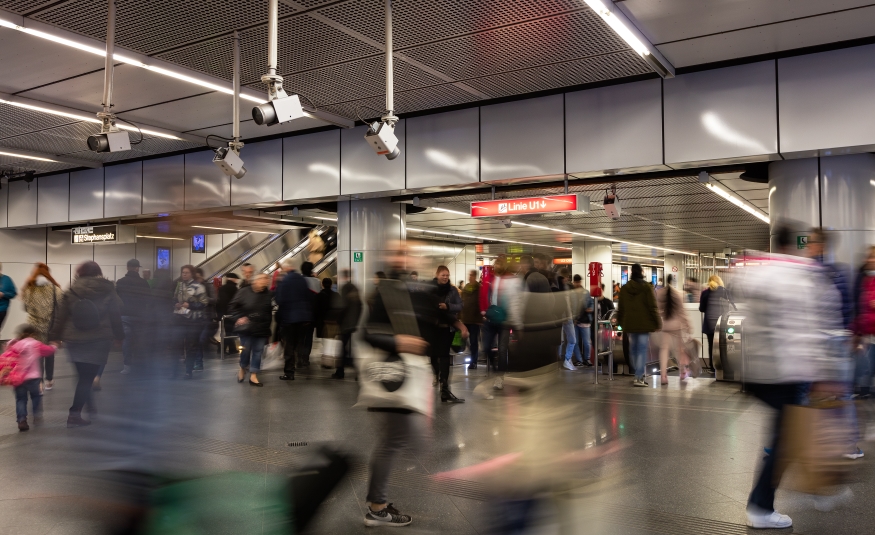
top-left (191, 225), bottom-right (274, 234)
top-left (137, 235), bottom-right (184, 240)
top-left (0, 149), bottom-right (55, 162)
top-left (407, 226), bottom-right (571, 250)
top-left (0, 14), bottom-right (267, 105)
top-left (705, 183), bottom-right (770, 223)
top-left (431, 207), bottom-right (470, 216)
top-left (511, 221), bottom-right (694, 255)
top-left (583, 0), bottom-right (649, 57)
top-left (612, 253), bottom-right (665, 262)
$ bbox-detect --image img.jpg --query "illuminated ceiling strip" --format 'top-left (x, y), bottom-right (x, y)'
top-left (0, 91), bottom-right (192, 141)
top-left (511, 221), bottom-right (695, 255)
top-left (137, 235), bottom-right (184, 240)
top-left (612, 253), bottom-right (665, 262)
top-left (432, 207), bottom-right (471, 216)
top-left (582, 0), bottom-right (674, 77)
top-left (0, 149), bottom-right (55, 162)
top-left (705, 183), bottom-right (770, 223)
top-left (191, 225), bottom-right (274, 234)
top-left (407, 226), bottom-right (571, 251)
top-left (0, 10), bottom-right (353, 128)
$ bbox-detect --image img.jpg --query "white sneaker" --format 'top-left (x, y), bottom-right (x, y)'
top-left (746, 506), bottom-right (792, 529)
top-left (44, 380), bottom-right (53, 391)
top-left (493, 377), bottom-right (504, 390)
top-left (633, 379), bottom-right (647, 387)
top-left (843, 447), bottom-right (864, 460)
top-left (562, 360), bottom-right (576, 371)
top-left (121, 365), bottom-right (131, 375)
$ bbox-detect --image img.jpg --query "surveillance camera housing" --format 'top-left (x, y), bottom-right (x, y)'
top-left (603, 194), bottom-right (621, 220)
top-left (501, 219), bottom-right (513, 229)
top-left (87, 130), bottom-right (131, 153)
top-left (252, 94), bottom-right (306, 126)
top-left (365, 121), bottom-right (400, 160)
top-left (213, 146), bottom-right (247, 179)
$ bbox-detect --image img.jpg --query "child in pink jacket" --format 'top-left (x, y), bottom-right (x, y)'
top-left (5, 324), bottom-right (55, 431)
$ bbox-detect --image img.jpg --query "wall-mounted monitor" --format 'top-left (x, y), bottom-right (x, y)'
top-left (157, 247), bottom-right (171, 271)
top-left (192, 234), bottom-right (205, 254)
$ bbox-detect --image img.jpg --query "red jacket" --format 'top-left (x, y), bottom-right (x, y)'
top-left (856, 276), bottom-right (875, 335)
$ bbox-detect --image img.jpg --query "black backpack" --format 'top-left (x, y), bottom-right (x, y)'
top-left (69, 289), bottom-right (108, 331)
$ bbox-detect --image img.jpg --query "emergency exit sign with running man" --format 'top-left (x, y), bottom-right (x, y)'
top-left (471, 195), bottom-right (578, 217)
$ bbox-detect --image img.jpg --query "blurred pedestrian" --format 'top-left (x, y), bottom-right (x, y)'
top-left (193, 267), bottom-right (216, 370)
top-left (315, 277), bottom-right (340, 354)
top-left (5, 324), bottom-right (55, 431)
top-left (699, 274), bottom-right (732, 371)
top-left (571, 274), bottom-right (593, 366)
top-left (684, 277), bottom-right (701, 304)
top-left (432, 265), bottom-right (464, 403)
top-left (461, 270), bottom-right (482, 370)
top-left (853, 246), bottom-right (875, 398)
top-left (173, 265), bottom-right (209, 380)
top-left (240, 263), bottom-right (254, 289)
top-left (20, 263), bottom-right (63, 390)
top-left (656, 274), bottom-right (692, 385)
top-left (49, 261), bottom-right (123, 428)
top-left (557, 268), bottom-right (578, 370)
top-left (739, 225), bottom-right (846, 529)
top-left (481, 256), bottom-right (519, 392)
top-left (617, 263), bottom-right (661, 386)
top-left (276, 260), bottom-right (314, 380)
top-left (332, 270), bottom-right (361, 379)
top-left (228, 273), bottom-right (272, 386)
top-left (216, 273), bottom-right (240, 354)
top-left (0, 262), bottom-right (18, 332)
top-left (115, 259), bottom-right (152, 375)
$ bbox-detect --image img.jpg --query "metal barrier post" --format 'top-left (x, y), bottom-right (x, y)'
top-left (220, 316), bottom-right (226, 360)
top-left (593, 318), bottom-right (600, 385)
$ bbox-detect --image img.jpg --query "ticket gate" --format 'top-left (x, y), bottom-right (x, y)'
top-left (714, 312), bottom-right (745, 382)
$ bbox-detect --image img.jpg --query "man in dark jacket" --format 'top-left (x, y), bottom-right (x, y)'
top-left (460, 270), bottom-right (482, 370)
top-left (115, 259), bottom-right (152, 374)
top-left (216, 273), bottom-right (240, 354)
top-left (193, 268), bottom-right (217, 371)
top-left (808, 228), bottom-right (851, 328)
top-left (616, 264), bottom-right (662, 386)
top-left (333, 270), bottom-right (362, 379)
top-left (275, 260), bottom-right (315, 379)
top-left (228, 273), bottom-right (273, 386)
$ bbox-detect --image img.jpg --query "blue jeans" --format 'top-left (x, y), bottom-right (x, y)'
top-left (573, 324), bottom-right (591, 363)
top-left (14, 378), bottom-right (42, 422)
top-left (627, 333), bottom-right (650, 380)
top-left (465, 324), bottom-right (481, 366)
top-left (239, 335), bottom-right (268, 373)
top-left (854, 343), bottom-right (875, 394)
top-left (561, 320), bottom-right (576, 361)
top-left (482, 321), bottom-right (509, 372)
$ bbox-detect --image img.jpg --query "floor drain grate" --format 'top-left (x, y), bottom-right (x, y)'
top-left (287, 441), bottom-right (308, 447)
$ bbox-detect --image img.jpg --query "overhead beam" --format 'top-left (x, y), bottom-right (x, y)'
top-left (0, 146), bottom-right (102, 169)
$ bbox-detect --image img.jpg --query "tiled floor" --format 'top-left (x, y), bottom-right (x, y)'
top-left (0, 350), bottom-right (872, 534)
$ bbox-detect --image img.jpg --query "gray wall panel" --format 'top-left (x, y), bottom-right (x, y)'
top-left (143, 155), bottom-right (185, 214)
top-left (0, 228), bottom-right (46, 263)
top-left (820, 153), bottom-right (875, 231)
top-left (185, 150), bottom-right (230, 210)
top-left (7, 179), bottom-right (37, 227)
top-left (205, 234), bottom-right (223, 258)
top-left (94, 243), bottom-right (137, 267)
top-left (0, 183), bottom-right (6, 228)
top-left (768, 158), bottom-right (819, 237)
top-left (37, 173), bottom-right (69, 224)
top-left (231, 139), bottom-right (282, 205)
top-left (340, 121), bottom-right (406, 195)
top-left (480, 94), bottom-right (564, 182)
top-left (104, 161), bottom-right (142, 217)
top-left (664, 61), bottom-right (778, 167)
top-left (69, 168), bottom-right (105, 222)
top-left (779, 44), bottom-right (875, 157)
top-left (407, 108), bottom-right (480, 188)
top-left (47, 230), bottom-right (93, 265)
top-left (566, 79), bottom-right (664, 175)
top-left (283, 130), bottom-right (340, 200)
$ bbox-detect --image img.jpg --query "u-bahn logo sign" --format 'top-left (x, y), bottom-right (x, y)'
top-left (471, 195), bottom-right (578, 217)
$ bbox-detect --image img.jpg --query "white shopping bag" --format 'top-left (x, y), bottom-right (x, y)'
top-left (261, 342), bottom-right (285, 371)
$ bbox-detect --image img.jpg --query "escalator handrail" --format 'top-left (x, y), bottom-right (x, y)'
top-left (207, 231), bottom-right (288, 280)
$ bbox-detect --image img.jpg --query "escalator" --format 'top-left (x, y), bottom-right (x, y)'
top-left (263, 226), bottom-right (337, 278)
top-left (196, 232), bottom-right (280, 280)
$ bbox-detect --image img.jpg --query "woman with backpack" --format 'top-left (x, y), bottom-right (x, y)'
top-left (49, 261), bottom-right (123, 428)
top-left (20, 263), bottom-right (63, 391)
top-left (656, 274), bottom-right (692, 385)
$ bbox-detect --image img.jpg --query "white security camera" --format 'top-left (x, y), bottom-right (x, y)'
top-left (252, 94), bottom-right (305, 126)
top-left (213, 146), bottom-right (246, 179)
top-left (87, 130), bottom-right (131, 153)
top-left (603, 192), bottom-right (621, 220)
top-left (365, 121), bottom-right (400, 160)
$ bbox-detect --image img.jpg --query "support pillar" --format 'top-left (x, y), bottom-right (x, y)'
top-left (572, 239), bottom-right (612, 295)
top-left (770, 153), bottom-right (875, 274)
top-left (337, 198), bottom-right (406, 298)
top-left (664, 254), bottom-right (684, 289)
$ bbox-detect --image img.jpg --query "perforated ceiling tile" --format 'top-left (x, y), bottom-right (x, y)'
top-left (30, 0), bottom-right (297, 55)
top-left (0, 1), bottom-right (44, 15)
top-left (157, 15), bottom-right (381, 86)
top-left (0, 154), bottom-right (70, 174)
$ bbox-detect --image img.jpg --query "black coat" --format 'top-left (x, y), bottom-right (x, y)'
top-left (216, 281), bottom-right (239, 318)
top-left (338, 282), bottom-right (362, 335)
top-left (275, 271), bottom-right (314, 325)
top-left (227, 286), bottom-right (274, 338)
top-left (115, 270), bottom-right (152, 317)
top-left (699, 286), bottom-right (732, 334)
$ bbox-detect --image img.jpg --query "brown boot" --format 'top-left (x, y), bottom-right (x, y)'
top-left (17, 419), bottom-right (29, 432)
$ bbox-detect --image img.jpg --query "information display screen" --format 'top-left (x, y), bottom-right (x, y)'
top-left (192, 234), bottom-right (205, 254)
top-left (157, 247), bottom-right (171, 271)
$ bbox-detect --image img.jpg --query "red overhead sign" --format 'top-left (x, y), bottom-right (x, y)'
top-left (471, 195), bottom-right (578, 218)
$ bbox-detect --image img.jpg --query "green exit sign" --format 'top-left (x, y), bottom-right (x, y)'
top-left (797, 236), bottom-right (808, 249)
top-left (353, 252), bottom-right (364, 262)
